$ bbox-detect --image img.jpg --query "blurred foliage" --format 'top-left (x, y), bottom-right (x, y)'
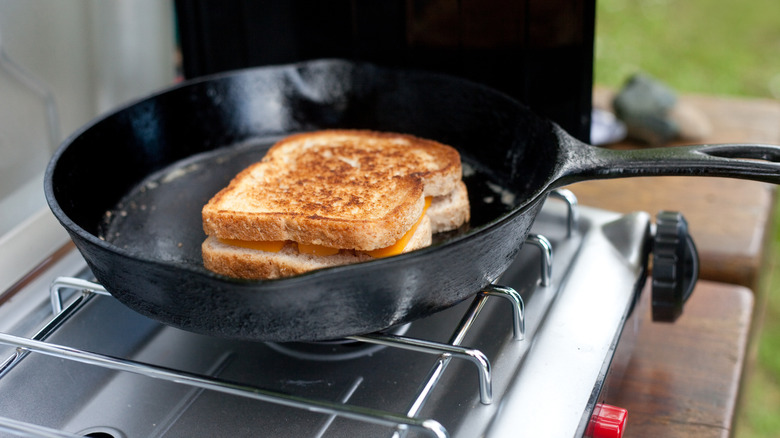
top-left (595, 0), bottom-right (780, 98)
top-left (737, 201), bottom-right (780, 438)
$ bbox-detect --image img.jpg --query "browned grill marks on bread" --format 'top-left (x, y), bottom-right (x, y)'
top-left (202, 130), bottom-right (461, 250)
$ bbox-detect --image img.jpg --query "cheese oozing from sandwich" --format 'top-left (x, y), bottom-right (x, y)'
top-left (366, 196), bottom-right (431, 258)
top-left (217, 197), bottom-right (432, 258)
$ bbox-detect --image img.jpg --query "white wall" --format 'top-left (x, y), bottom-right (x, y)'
top-left (0, 0), bottom-right (176, 236)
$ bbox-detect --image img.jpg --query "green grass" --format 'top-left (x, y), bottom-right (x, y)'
top-left (737, 201), bottom-right (780, 437)
top-left (595, 1), bottom-right (780, 436)
top-left (596, 0), bottom-right (780, 99)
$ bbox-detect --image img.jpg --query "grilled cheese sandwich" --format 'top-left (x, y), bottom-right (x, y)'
top-left (202, 130), bottom-right (469, 279)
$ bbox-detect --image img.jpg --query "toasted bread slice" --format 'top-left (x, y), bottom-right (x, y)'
top-left (428, 180), bottom-right (470, 233)
top-left (262, 130), bottom-right (462, 198)
top-left (203, 215), bottom-right (432, 279)
top-left (202, 130), bottom-right (463, 251)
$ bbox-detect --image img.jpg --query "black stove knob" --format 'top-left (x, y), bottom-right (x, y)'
top-left (651, 211), bottom-right (699, 322)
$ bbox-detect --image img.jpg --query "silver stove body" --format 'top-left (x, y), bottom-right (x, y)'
top-left (0, 193), bottom-right (650, 438)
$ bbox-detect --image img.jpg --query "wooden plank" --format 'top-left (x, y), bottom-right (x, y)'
top-left (605, 280), bottom-right (753, 437)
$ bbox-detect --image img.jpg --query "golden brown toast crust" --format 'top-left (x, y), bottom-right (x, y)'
top-left (428, 180), bottom-right (470, 233)
top-left (202, 130), bottom-right (462, 250)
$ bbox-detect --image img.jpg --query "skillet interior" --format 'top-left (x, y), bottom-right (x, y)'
top-left (97, 136), bottom-right (532, 268)
top-left (45, 60), bottom-right (562, 341)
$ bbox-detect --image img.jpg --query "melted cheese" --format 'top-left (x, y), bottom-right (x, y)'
top-left (366, 197), bottom-right (431, 258)
top-left (297, 243), bottom-right (340, 256)
top-left (218, 197), bottom-right (432, 258)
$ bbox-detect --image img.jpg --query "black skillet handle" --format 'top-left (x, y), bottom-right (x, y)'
top-left (551, 129), bottom-right (780, 187)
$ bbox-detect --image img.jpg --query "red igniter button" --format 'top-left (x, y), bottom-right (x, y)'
top-left (586, 403), bottom-right (627, 438)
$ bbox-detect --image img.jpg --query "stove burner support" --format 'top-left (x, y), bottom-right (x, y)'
top-left (550, 189), bottom-right (579, 237)
top-left (0, 276), bottom-right (530, 438)
top-left (389, 283), bottom-right (526, 438)
top-left (50, 277), bottom-right (107, 314)
top-left (352, 333), bottom-right (493, 404)
top-left (352, 284), bottom-right (525, 407)
top-left (525, 234), bottom-right (553, 286)
top-left (482, 285), bottom-right (525, 341)
top-left (0, 323), bottom-right (450, 438)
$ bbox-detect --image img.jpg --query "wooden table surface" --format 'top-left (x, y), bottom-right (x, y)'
top-left (604, 280), bottom-right (753, 437)
top-left (579, 91), bottom-right (780, 437)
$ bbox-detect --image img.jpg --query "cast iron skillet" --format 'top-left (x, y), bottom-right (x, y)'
top-left (45, 59), bottom-right (780, 342)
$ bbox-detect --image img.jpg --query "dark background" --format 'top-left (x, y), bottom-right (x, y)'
top-left (174, 0), bottom-right (595, 142)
